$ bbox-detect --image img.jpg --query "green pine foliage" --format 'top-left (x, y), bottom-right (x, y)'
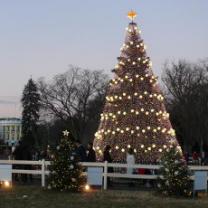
top-left (48, 133), bottom-right (86, 192)
top-left (157, 147), bottom-right (191, 197)
top-left (21, 78), bottom-right (40, 148)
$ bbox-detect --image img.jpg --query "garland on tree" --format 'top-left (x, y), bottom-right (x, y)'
top-left (48, 130), bottom-right (86, 192)
top-left (157, 146), bottom-right (191, 197)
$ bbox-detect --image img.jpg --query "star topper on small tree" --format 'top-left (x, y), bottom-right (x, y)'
top-left (62, 130), bottom-right (70, 137)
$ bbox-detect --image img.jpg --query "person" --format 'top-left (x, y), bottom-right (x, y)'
top-left (103, 145), bottom-right (112, 163)
top-left (103, 145), bottom-right (113, 186)
top-left (126, 148), bottom-right (135, 174)
top-left (87, 142), bottom-right (96, 162)
top-left (75, 140), bottom-right (87, 162)
top-left (13, 141), bottom-right (23, 181)
top-left (192, 151), bottom-right (199, 165)
top-left (21, 142), bottom-right (33, 183)
top-left (126, 148), bottom-right (135, 187)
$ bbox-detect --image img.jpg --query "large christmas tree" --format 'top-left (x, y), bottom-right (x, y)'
top-left (94, 11), bottom-right (181, 163)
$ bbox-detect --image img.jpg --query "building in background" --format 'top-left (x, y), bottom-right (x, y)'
top-left (0, 118), bottom-right (22, 146)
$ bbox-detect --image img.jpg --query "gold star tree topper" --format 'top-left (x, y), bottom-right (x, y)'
top-left (127, 10), bottom-right (137, 21)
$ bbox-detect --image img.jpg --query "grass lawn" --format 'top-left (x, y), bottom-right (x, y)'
top-left (1, 186), bottom-right (208, 208)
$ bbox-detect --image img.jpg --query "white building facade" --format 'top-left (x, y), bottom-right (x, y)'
top-left (0, 118), bottom-right (22, 145)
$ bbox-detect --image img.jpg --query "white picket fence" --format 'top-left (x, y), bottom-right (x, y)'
top-left (0, 160), bottom-right (208, 190)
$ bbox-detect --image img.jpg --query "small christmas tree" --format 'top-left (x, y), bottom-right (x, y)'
top-left (48, 130), bottom-right (85, 192)
top-left (157, 146), bottom-right (191, 197)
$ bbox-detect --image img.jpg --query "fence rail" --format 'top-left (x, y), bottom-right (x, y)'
top-left (1, 160), bottom-right (208, 190)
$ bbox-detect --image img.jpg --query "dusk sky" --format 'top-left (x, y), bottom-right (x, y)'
top-left (0, 0), bottom-right (208, 117)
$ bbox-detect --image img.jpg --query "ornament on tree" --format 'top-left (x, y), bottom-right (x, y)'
top-left (48, 130), bottom-right (85, 192)
top-left (93, 11), bottom-right (181, 163)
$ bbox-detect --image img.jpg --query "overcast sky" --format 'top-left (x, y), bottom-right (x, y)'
top-left (0, 0), bottom-right (208, 117)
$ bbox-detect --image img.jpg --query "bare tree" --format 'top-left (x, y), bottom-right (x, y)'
top-left (38, 65), bottom-right (108, 143)
top-left (162, 59), bottom-right (208, 154)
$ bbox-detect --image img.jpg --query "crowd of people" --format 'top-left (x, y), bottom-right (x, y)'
top-left (2, 139), bottom-right (208, 185)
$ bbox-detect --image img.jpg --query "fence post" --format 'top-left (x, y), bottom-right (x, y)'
top-left (41, 159), bottom-right (45, 187)
top-left (103, 161), bottom-right (108, 190)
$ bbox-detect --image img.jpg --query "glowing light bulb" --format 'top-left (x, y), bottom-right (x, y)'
top-left (85, 184), bottom-right (90, 191)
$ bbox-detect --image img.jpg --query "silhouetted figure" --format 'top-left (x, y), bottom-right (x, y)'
top-left (87, 142), bottom-right (96, 162)
top-left (192, 151), bottom-right (199, 165)
top-left (13, 141), bottom-right (23, 181)
top-left (103, 145), bottom-right (112, 163)
top-left (13, 141), bottom-right (33, 183)
top-left (75, 140), bottom-right (87, 162)
top-left (103, 145), bottom-right (113, 187)
top-left (21, 143), bottom-right (33, 183)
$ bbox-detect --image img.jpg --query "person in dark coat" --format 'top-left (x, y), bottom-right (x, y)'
top-left (75, 140), bottom-right (87, 162)
top-left (13, 141), bottom-right (23, 181)
top-left (19, 142), bottom-right (33, 183)
top-left (87, 142), bottom-right (96, 162)
top-left (103, 145), bottom-right (112, 163)
top-left (103, 145), bottom-right (113, 186)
